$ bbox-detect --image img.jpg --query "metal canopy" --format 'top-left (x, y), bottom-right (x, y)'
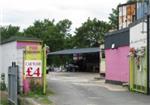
top-left (48, 47), bottom-right (100, 55)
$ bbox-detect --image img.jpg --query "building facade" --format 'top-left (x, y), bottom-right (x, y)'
top-left (0, 36), bottom-right (42, 90)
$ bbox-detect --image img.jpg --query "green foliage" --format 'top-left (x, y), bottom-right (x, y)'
top-left (74, 18), bottom-right (111, 48)
top-left (0, 25), bottom-right (22, 41)
top-left (29, 80), bottom-right (43, 95)
top-left (0, 82), bottom-right (6, 91)
top-left (1, 99), bottom-right (8, 105)
top-left (24, 19), bottom-right (73, 66)
top-left (24, 19), bottom-right (72, 51)
top-left (1, 17), bottom-right (112, 65)
top-left (21, 83), bottom-right (54, 105)
top-left (56, 19), bottom-right (72, 38)
top-left (108, 7), bottom-right (119, 30)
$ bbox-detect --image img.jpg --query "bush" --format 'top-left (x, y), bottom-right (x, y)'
top-left (0, 82), bottom-right (6, 91)
top-left (29, 79), bottom-right (43, 95)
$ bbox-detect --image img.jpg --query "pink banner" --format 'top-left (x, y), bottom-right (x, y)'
top-left (17, 41), bottom-right (40, 49)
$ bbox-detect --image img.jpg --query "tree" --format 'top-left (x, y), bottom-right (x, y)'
top-left (56, 19), bottom-right (72, 38)
top-left (24, 19), bottom-right (72, 51)
top-left (24, 19), bottom-right (73, 66)
top-left (56, 19), bottom-right (74, 49)
top-left (74, 18), bottom-right (111, 48)
top-left (0, 25), bottom-right (21, 41)
top-left (108, 7), bottom-right (119, 30)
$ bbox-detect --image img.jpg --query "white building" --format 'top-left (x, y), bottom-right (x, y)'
top-left (0, 36), bottom-right (42, 90)
top-left (130, 19), bottom-right (147, 49)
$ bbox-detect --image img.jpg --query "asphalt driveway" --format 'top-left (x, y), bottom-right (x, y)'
top-left (47, 72), bottom-right (150, 105)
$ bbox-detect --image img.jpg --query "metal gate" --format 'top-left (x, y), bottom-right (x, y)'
top-left (129, 47), bottom-right (148, 94)
top-left (8, 62), bottom-right (18, 105)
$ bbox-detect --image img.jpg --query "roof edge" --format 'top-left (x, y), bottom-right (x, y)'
top-left (105, 27), bottom-right (129, 37)
top-left (129, 17), bottom-right (147, 28)
top-left (0, 36), bottom-right (42, 45)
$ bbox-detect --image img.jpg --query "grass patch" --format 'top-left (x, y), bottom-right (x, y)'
top-left (35, 96), bottom-right (53, 105)
top-left (26, 88), bottom-right (54, 98)
top-left (0, 91), bottom-right (8, 105)
top-left (21, 88), bottom-right (54, 105)
top-left (0, 99), bottom-right (8, 105)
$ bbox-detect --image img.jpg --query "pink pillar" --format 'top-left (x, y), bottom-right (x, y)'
top-left (23, 79), bottom-right (30, 94)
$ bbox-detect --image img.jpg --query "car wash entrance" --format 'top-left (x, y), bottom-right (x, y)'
top-left (72, 53), bottom-right (99, 72)
top-left (48, 47), bottom-right (104, 74)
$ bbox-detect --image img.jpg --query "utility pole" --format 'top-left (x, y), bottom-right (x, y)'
top-left (147, 0), bottom-right (150, 94)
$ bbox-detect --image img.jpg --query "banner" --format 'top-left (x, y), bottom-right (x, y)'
top-left (24, 60), bottom-right (42, 77)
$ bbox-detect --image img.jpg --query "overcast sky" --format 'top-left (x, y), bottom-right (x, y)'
top-left (0, 0), bottom-right (126, 32)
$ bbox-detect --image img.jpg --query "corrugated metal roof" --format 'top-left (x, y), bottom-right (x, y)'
top-left (48, 47), bottom-right (100, 55)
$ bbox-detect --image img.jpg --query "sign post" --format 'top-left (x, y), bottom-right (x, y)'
top-left (24, 45), bottom-right (42, 77)
top-left (23, 45), bottom-right (47, 94)
top-left (43, 44), bottom-right (47, 94)
top-left (24, 60), bottom-right (42, 77)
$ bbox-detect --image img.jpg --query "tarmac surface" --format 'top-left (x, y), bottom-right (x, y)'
top-left (47, 72), bottom-right (150, 105)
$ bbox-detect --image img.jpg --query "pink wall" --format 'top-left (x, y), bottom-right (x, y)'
top-left (17, 41), bottom-right (41, 49)
top-left (105, 46), bottom-right (129, 83)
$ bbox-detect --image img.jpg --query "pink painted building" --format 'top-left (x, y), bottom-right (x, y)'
top-left (104, 28), bottom-right (130, 84)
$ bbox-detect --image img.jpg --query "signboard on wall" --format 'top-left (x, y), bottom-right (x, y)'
top-left (24, 60), bottom-right (42, 77)
top-left (17, 41), bottom-right (41, 49)
top-left (24, 45), bottom-right (43, 78)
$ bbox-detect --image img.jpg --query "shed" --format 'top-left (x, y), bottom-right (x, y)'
top-left (104, 28), bottom-right (130, 84)
top-left (0, 36), bottom-right (42, 90)
top-left (48, 47), bottom-right (103, 73)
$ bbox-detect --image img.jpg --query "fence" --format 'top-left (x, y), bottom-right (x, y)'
top-left (8, 62), bottom-right (18, 105)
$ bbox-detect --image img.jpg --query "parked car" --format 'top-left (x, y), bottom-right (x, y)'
top-left (46, 66), bottom-right (50, 74)
top-left (46, 66), bottom-right (54, 74)
top-left (65, 63), bottom-right (79, 72)
top-left (53, 67), bottom-right (62, 72)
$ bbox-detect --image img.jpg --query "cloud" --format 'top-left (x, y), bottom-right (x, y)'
top-left (0, 0), bottom-right (127, 31)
